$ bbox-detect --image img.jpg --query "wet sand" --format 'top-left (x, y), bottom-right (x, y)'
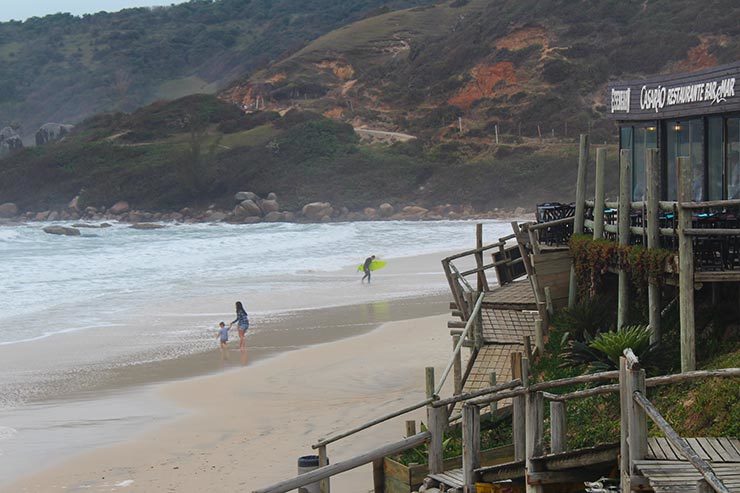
top-left (3, 313), bottom-right (455, 493)
top-left (0, 249), bottom-right (480, 490)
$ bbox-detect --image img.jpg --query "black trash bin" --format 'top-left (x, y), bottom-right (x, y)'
top-left (297, 455), bottom-right (327, 493)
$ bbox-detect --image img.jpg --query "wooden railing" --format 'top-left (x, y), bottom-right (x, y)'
top-left (253, 343), bottom-right (739, 493)
top-left (441, 224), bottom-right (520, 320)
top-left (621, 351), bottom-right (737, 493)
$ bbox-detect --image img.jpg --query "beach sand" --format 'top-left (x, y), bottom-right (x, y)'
top-left (4, 312), bottom-right (456, 493)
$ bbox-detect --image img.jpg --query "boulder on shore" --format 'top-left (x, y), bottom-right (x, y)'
top-left (0, 202), bottom-right (18, 218)
top-left (378, 203), bottom-right (394, 217)
top-left (302, 202), bottom-right (333, 221)
top-left (110, 201), bottom-right (130, 214)
top-left (264, 211), bottom-right (283, 222)
top-left (234, 191), bottom-right (259, 202)
top-left (234, 199), bottom-right (262, 218)
top-left (260, 199), bottom-right (279, 213)
top-left (43, 225), bottom-right (81, 236)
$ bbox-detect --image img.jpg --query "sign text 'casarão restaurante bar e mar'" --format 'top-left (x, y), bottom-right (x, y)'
top-left (608, 61), bottom-right (739, 120)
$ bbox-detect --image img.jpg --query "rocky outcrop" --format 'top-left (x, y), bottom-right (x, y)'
top-left (110, 201), bottom-right (130, 214)
top-left (43, 225), bottom-right (81, 236)
top-left (234, 191), bottom-right (259, 202)
top-left (378, 203), bottom-right (394, 217)
top-left (0, 202), bottom-right (18, 218)
top-left (35, 123), bottom-right (74, 146)
top-left (0, 127), bottom-right (23, 154)
top-left (234, 199), bottom-right (262, 218)
top-left (260, 199), bottom-right (279, 213)
top-left (302, 202), bottom-right (333, 221)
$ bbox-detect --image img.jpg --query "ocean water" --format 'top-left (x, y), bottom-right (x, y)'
top-left (0, 220), bottom-right (512, 347)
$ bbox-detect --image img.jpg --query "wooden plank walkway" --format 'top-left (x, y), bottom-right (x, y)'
top-left (647, 437), bottom-right (740, 462)
top-left (481, 280), bottom-right (537, 310)
top-left (481, 309), bottom-right (538, 344)
top-left (428, 468), bottom-right (464, 489)
top-left (462, 343), bottom-right (522, 397)
top-left (634, 461), bottom-right (740, 492)
top-left (636, 437), bottom-right (740, 492)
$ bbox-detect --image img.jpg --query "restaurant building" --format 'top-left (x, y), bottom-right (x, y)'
top-left (607, 61), bottom-right (739, 202)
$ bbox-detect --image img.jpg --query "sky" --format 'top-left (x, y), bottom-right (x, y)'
top-left (0, 1), bottom-right (188, 22)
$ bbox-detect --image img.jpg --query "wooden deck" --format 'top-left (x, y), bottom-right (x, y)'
top-left (634, 437), bottom-right (740, 492)
top-left (481, 280), bottom-right (537, 310)
top-left (428, 468), bottom-right (464, 489)
top-left (634, 462), bottom-right (740, 492)
top-left (456, 282), bottom-right (537, 411)
top-left (481, 309), bottom-right (538, 344)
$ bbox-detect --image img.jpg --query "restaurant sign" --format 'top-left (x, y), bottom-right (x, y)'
top-left (606, 61), bottom-right (740, 120)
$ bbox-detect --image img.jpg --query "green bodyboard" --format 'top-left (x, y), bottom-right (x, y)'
top-left (357, 259), bottom-right (387, 271)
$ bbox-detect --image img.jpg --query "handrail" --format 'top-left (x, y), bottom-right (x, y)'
top-left (632, 392), bottom-right (730, 493)
top-left (442, 241), bottom-right (505, 263)
top-left (680, 198), bottom-right (740, 209)
top-left (547, 368), bottom-right (740, 402)
top-left (434, 292), bottom-right (485, 395)
top-left (432, 379), bottom-right (521, 408)
top-left (312, 397), bottom-right (434, 449)
top-left (528, 370), bottom-right (618, 392)
top-left (255, 432), bottom-right (431, 493)
top-left (525, 216), bottom-right (575, 231)
top-left (449, 262), bottom-right (474, 292)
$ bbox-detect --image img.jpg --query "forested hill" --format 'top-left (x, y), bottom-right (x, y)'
top-left (0, 0), bottom-right (433, 141)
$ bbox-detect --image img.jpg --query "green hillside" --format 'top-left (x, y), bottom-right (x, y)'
top-left (225, 0), bottom-right (740, 142)
top-left (0, 94), bottom-right (609, 212)
top-left (0, 0), bottom-right (433, 139)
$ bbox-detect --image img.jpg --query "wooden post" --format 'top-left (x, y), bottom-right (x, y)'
top-left (489, 372), bottom-right (498, 417)
top-left (426, 367), bottom-right (436, 399)
top-left (474, 292), bottom-right (484, 350)
top-left (475, 223), bottom-right (489, 292)
top-left (523, 335), bottom-right (533, 360)
top-left (405, 420), bottom-right (417, 438)
top-left (678, 156), bottom-right (696, 372)
top-left (627, 368), bottom-right (648, 477)
top-left (372, 458), bottom-right (385, 493)
top-left (617, 149), bottom-right (632, 329)
top-left (426, 366), bottom-right (444, 474)
top-left (550, 401), bottom-right (566, 454)
top-left (462, 403), bottom-right (481, 492)
top-left (646, 148), bottom-right (661, 344)
top-left (593, 147), bottom-right (606, 239)
top-left (453, 335), bottom-right (463, 396)
top-left (525, 391), bottom-right (544, 493)
top-left (428, 404), bottom-right (446, 474)
top-left (568, 134), bottom-right (590, 307)
top-left (619, 357), bottom-right (630, 493)
top-left (544, 286), bottom-right (554, 316)
top-left (511, 353), bottom-right (526, 461)
top-left (534, 319), bottom-right (544, 355)
top-left (318, 444), bottom-right (330, 493)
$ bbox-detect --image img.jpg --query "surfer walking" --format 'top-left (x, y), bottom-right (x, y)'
top-left (362, 255), bottom-right (376, 283)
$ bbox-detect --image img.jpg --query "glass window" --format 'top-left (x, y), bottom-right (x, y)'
top-left (621, 126), bottom-right (633, 151)
top-left (689, 120), bottom-right (705, 201)
top-left (632, 126), bottom-right (657, 201)
top-left (666, 119), bottom-right (704, 201)
top-left (707, 117), bottom-right (724, 200)
top-left (729, 118), bottom-right (740, 199)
